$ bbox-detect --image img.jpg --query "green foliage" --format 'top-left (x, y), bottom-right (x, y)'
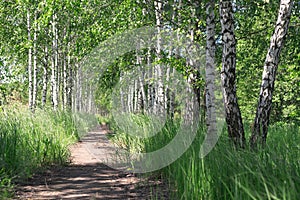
top-left (0, 0), bottom-right (298, 123)
top-left (0, 168), bottom-right (13, 199)
top-left (108, 114), bottom-right (180, 154)
top-left (108, 115), bottom-right (300, 199)
top-left (0, 0), bottom-right (298, 198)
top-left (234, 1), bottom-right (300, 123)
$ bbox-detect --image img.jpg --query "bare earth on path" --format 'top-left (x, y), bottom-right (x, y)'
top-left (14, 127), bottom-right (169, 200)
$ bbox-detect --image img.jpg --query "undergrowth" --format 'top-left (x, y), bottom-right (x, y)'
top-left (0, 105), bottom-right (97, 198)
top-left (106, 113), bottom-right (300, 200)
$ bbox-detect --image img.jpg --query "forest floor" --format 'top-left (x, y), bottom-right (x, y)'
top-left (14, 127), bottom-right (169, 200)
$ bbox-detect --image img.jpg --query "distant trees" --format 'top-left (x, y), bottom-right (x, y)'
top-left (0, 0), bottom-right (298, 146)
top-left (0, 0), bottom-right (114, 112)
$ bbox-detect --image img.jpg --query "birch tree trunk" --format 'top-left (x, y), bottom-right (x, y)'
top-left (88, 84), bottom-right (93, 113)
top-left (32, 10), bottom-right (38, 110)
top-left (27, 8), bottom-right (33, 110)
top-left (220, 0), bottom-right (245, 147)
top-left (136, 44), bottom-right (146, 113)
top-left (147, 47), bottom-right (155, 114)
top-left (205, 0), bottom-right (217, 135)
top-left (133, 79), bottom-right (138, 112)
top-left (72, 61), bottom-right (79, 112)
top-left (63, 27), bottom-right (68, 110)
top-left (76, 66), bottom-right (82, 112)
top-left (184, 2), bottom-right (201, 124)
top-left (67, 44), bottom-right (72, 109)
top-left (85, 78), bottom-right (89, 112)
top-left (63, 51), bottom-right (67, 110)
top-left (51, 13), bottom-right (58, 110)
top-left (138, 68), bottom-right (147, 113)
top-left (119, 71), bottom-right (126, 112)
top-left (250, 0), bottom-right (293, 147)
top-left (41, 45), bottom-right (48, 107)
top-left (128, 76), bottom-right (133, 113)
top-left (56, 29), bottom-right (60, 109)
top-left (154, 0), bottom-right (164, 116)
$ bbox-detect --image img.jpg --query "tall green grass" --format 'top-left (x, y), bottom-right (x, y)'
top-left (0, 105), bottom-right (97, 198)
top-left (108, 114), bottom-right (300, 199)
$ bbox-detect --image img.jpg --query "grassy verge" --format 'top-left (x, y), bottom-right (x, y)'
top-left (106, 114), bottom-right (300, 199)
top-left (0, 105), bottom-right (97, 198)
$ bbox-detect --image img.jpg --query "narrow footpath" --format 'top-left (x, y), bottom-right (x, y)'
top-left (14, 127), bottom-right (168, 200)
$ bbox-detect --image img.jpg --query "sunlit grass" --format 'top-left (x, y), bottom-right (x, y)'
top-left (107, 114), bottom-right (300, 200)
top-left (0, 105), bottom-right (97, 198)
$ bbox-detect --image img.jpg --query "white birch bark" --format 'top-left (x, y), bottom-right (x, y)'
top-left (73, 61), bottom-right (79, 112)
top-left (42, 45), bottom-right (48, 107)
top-left (56, 29), bottom-right (60, 109)
top-left (77, 66), bottom-right (82, 112)
top-left (147, 47), bottom-right (154, 114)
top-left (136, 44), bottom-right (146, 112)
top-left (27, 8), bottom-right (33, 110)
top-left (220, 0), bottom-right (245, 147)
top-left (250, 0), bottom-right (293, 146)
top-left (133, 79), bottom-right (138, 112)
top-left (127, 76), bottom-right (133, 113)
top-left (32, 10), bottom-right (38, 110)
top-left (88, 84), bottom-right (93, 113)
top-left (205, 0), bottom-right (217, 135)
top-left (184, 3), bottom-right (200, 124)
top-left (154, 0), bottom-right (164, 116)
top-left (63, 27), bottom-right (68, 110)
top-left (63, 52), bottom-right (67, 109)
top-left (51, 13), bottom-right (58, 110)
top-left (67, 44), bottom-right (72, 109)
top-left (119, 71), bottom-right (126, 112)
top-left (84, 77), bottom-right (89, 112)
top-left (138, 68), bottom-right (147, 113)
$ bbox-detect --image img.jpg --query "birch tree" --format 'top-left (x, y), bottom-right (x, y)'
top-left (67, 44), bottom-right (73, 109)
top-left (136, 45), bottom-right (146, 113)
top-left (41, 45), bottom-right (48, 107)
top-left (27, 8), bottom-right (33, 110)
top-left (250, 0), bottom-right (294, 147)
top-left (154, 0), bottom-right (165, 116)
top-left (51, 12), bottom-right (58, 110)
top-left (62, 26), bottom-right (68, 110)
top-left (32, 9), bottom-right (38, 110)
top-left (205, 0), bottom-right (217, 135)
top-left (184, 1), bottom-right (201, 123)
top-left (220, 0), bottom-right (245, 147)
top-left (147, 48), bottom-right (155, 114)
top-left (76, 64), bottom-right (82, 112)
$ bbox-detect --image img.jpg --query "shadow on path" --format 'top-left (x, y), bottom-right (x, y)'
top-left (15, 163), bottom-right (151, 199)
top-left (14, 127), bottom-right (168, 199)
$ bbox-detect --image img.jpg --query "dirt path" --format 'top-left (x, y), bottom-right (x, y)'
top-left (14, 127), bottom-right (168, 200)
